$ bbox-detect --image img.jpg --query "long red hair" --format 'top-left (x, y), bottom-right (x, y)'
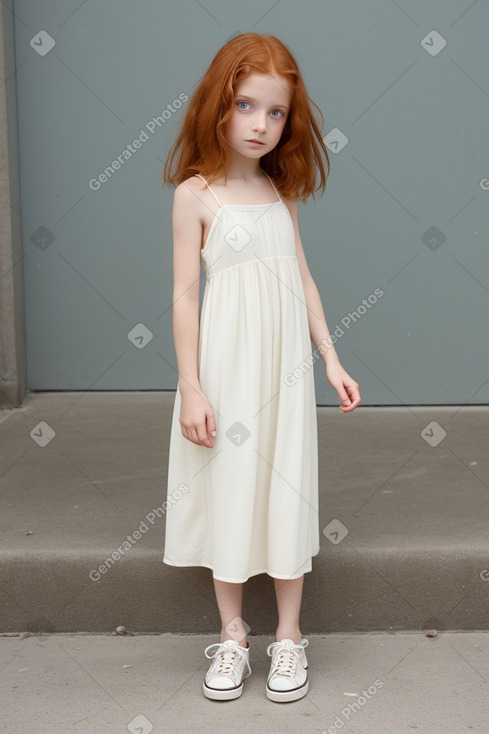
top-left (162, 32), bottom-right (330, 203)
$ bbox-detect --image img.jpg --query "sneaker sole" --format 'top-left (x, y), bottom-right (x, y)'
top-left (203, 680), bottom-right (245, 700)
top-left (203, 668), bottom-right (251, 701)
top-left (266, 678), bottom-right (309, 702)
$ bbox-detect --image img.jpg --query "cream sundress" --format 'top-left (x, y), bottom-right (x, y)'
top-left (163, 170), bottom-right (319, 583)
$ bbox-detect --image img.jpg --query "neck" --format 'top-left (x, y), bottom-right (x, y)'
top-left (224, 151), bottom-right (264, 182)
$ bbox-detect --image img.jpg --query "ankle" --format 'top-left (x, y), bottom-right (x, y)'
top-left (220, 630), bottom-right (248, 648)
top-left (275, 629), bottom-right (301, 644)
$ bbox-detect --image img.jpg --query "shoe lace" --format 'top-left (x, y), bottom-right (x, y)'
top-left (272, 649), bottom-right (298, 678)
top-left (267, 639), bottom-right (308, 679)
top-left (204, 643), bottom-right (246, 675)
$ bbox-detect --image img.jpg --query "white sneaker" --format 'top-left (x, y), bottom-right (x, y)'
top-left (203, 639), bottom-right (251, 700)
top-left (266, 638), bottom-right (309, 702)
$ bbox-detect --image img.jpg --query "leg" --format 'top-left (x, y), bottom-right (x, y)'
top-left (213, 578), bottom-right (249, 647)
top-left (273, 574), bottom-right (304, 644)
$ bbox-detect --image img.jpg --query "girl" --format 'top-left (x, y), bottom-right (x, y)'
top-left (161, 32), bottom-right (361, 703)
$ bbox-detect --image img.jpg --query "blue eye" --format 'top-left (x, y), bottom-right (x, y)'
top-left (236, 101), bottom-right (286, 118)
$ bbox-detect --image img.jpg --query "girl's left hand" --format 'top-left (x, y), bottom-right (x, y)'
top-left (325, 359), bottom-right (361, 413)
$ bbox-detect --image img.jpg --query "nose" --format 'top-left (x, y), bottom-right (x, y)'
top-left (252, 112), bottom-right (267, 133)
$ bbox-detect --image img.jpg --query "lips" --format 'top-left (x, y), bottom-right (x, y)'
top-left (246, 139), bottom-right (265, 144)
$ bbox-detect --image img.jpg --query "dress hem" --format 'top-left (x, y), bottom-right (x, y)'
top-left (162, 548), bottom-right (320, 584)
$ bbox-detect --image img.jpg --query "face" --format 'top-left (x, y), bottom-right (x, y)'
top-left (223, 72), bottom-right (292, 158)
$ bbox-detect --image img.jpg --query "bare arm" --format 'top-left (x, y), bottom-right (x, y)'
top-left (171, 181), bottom-right (217, 445)
top-left (286, 197), bottom-right (361, 412)
top-left (171, 181), bottom-right (203, 395)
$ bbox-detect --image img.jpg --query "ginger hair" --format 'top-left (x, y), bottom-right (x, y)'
top-left (162, 32), bottom-right (330, 203)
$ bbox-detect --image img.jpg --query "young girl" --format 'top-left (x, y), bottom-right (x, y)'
top-left (161, 32), bottom-right (361, 703)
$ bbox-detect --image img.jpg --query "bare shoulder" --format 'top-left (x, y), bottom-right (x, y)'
top-left (171, 176), bottom-right (208, 256)
top-left (281, 194), bottom-right (298, 209)
top-left (173, 175), bottom-right (208, 220)
top-left (281, 194), bottom-right (299, 225)
top-left (176, 174), bottom-right (207, 195)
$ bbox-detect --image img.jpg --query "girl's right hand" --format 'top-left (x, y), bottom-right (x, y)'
top-left (179, 389), bottom-right (217, 448)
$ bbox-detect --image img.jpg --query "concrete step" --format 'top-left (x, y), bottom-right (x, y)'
top-left (1, 392), bottom-right (488, 633)
top-left (2, 632), bottom-right (488, 732)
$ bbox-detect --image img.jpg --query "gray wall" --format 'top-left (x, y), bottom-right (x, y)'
top-left (0, 0), bottom-right (26, 408)
top-left (12, 0), bottom-right (489, 404)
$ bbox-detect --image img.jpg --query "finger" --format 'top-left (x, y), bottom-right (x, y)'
top-left (342, 383), bottom-right (360, 405)
top-left (183, 426), bottom-right (204, 446)
top-left (207, 412), bottom-right (217, 438)
top-left (339, 397), bottom-right (361, 412)
top-left (335, 384), bottom-right (351, 406)
top-left (196, 425), bottom-right (214, 448)
top-left (347, 387), bottom-right (361, 404)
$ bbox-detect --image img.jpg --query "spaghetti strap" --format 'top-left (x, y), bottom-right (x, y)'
top-left (196, 171), bottom-right (282, 207)
top-left (195, 174), bottom-right (224, 208)
top-left (262, 170), bottom-right (283, 204)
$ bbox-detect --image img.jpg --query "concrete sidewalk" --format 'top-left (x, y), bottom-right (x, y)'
top-left (1, 392), bottom-right (489, 632)
top-left (1, 631), bottom-right (488, 733)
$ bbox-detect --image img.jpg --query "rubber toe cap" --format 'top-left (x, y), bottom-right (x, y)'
top-left (206, 675), bottom-right (236, 690)
top-left (268, 675), bottom-right (296, 691)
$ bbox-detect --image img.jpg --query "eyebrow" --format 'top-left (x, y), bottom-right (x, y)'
top-left (235, 94), bottom-right (289, 111)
